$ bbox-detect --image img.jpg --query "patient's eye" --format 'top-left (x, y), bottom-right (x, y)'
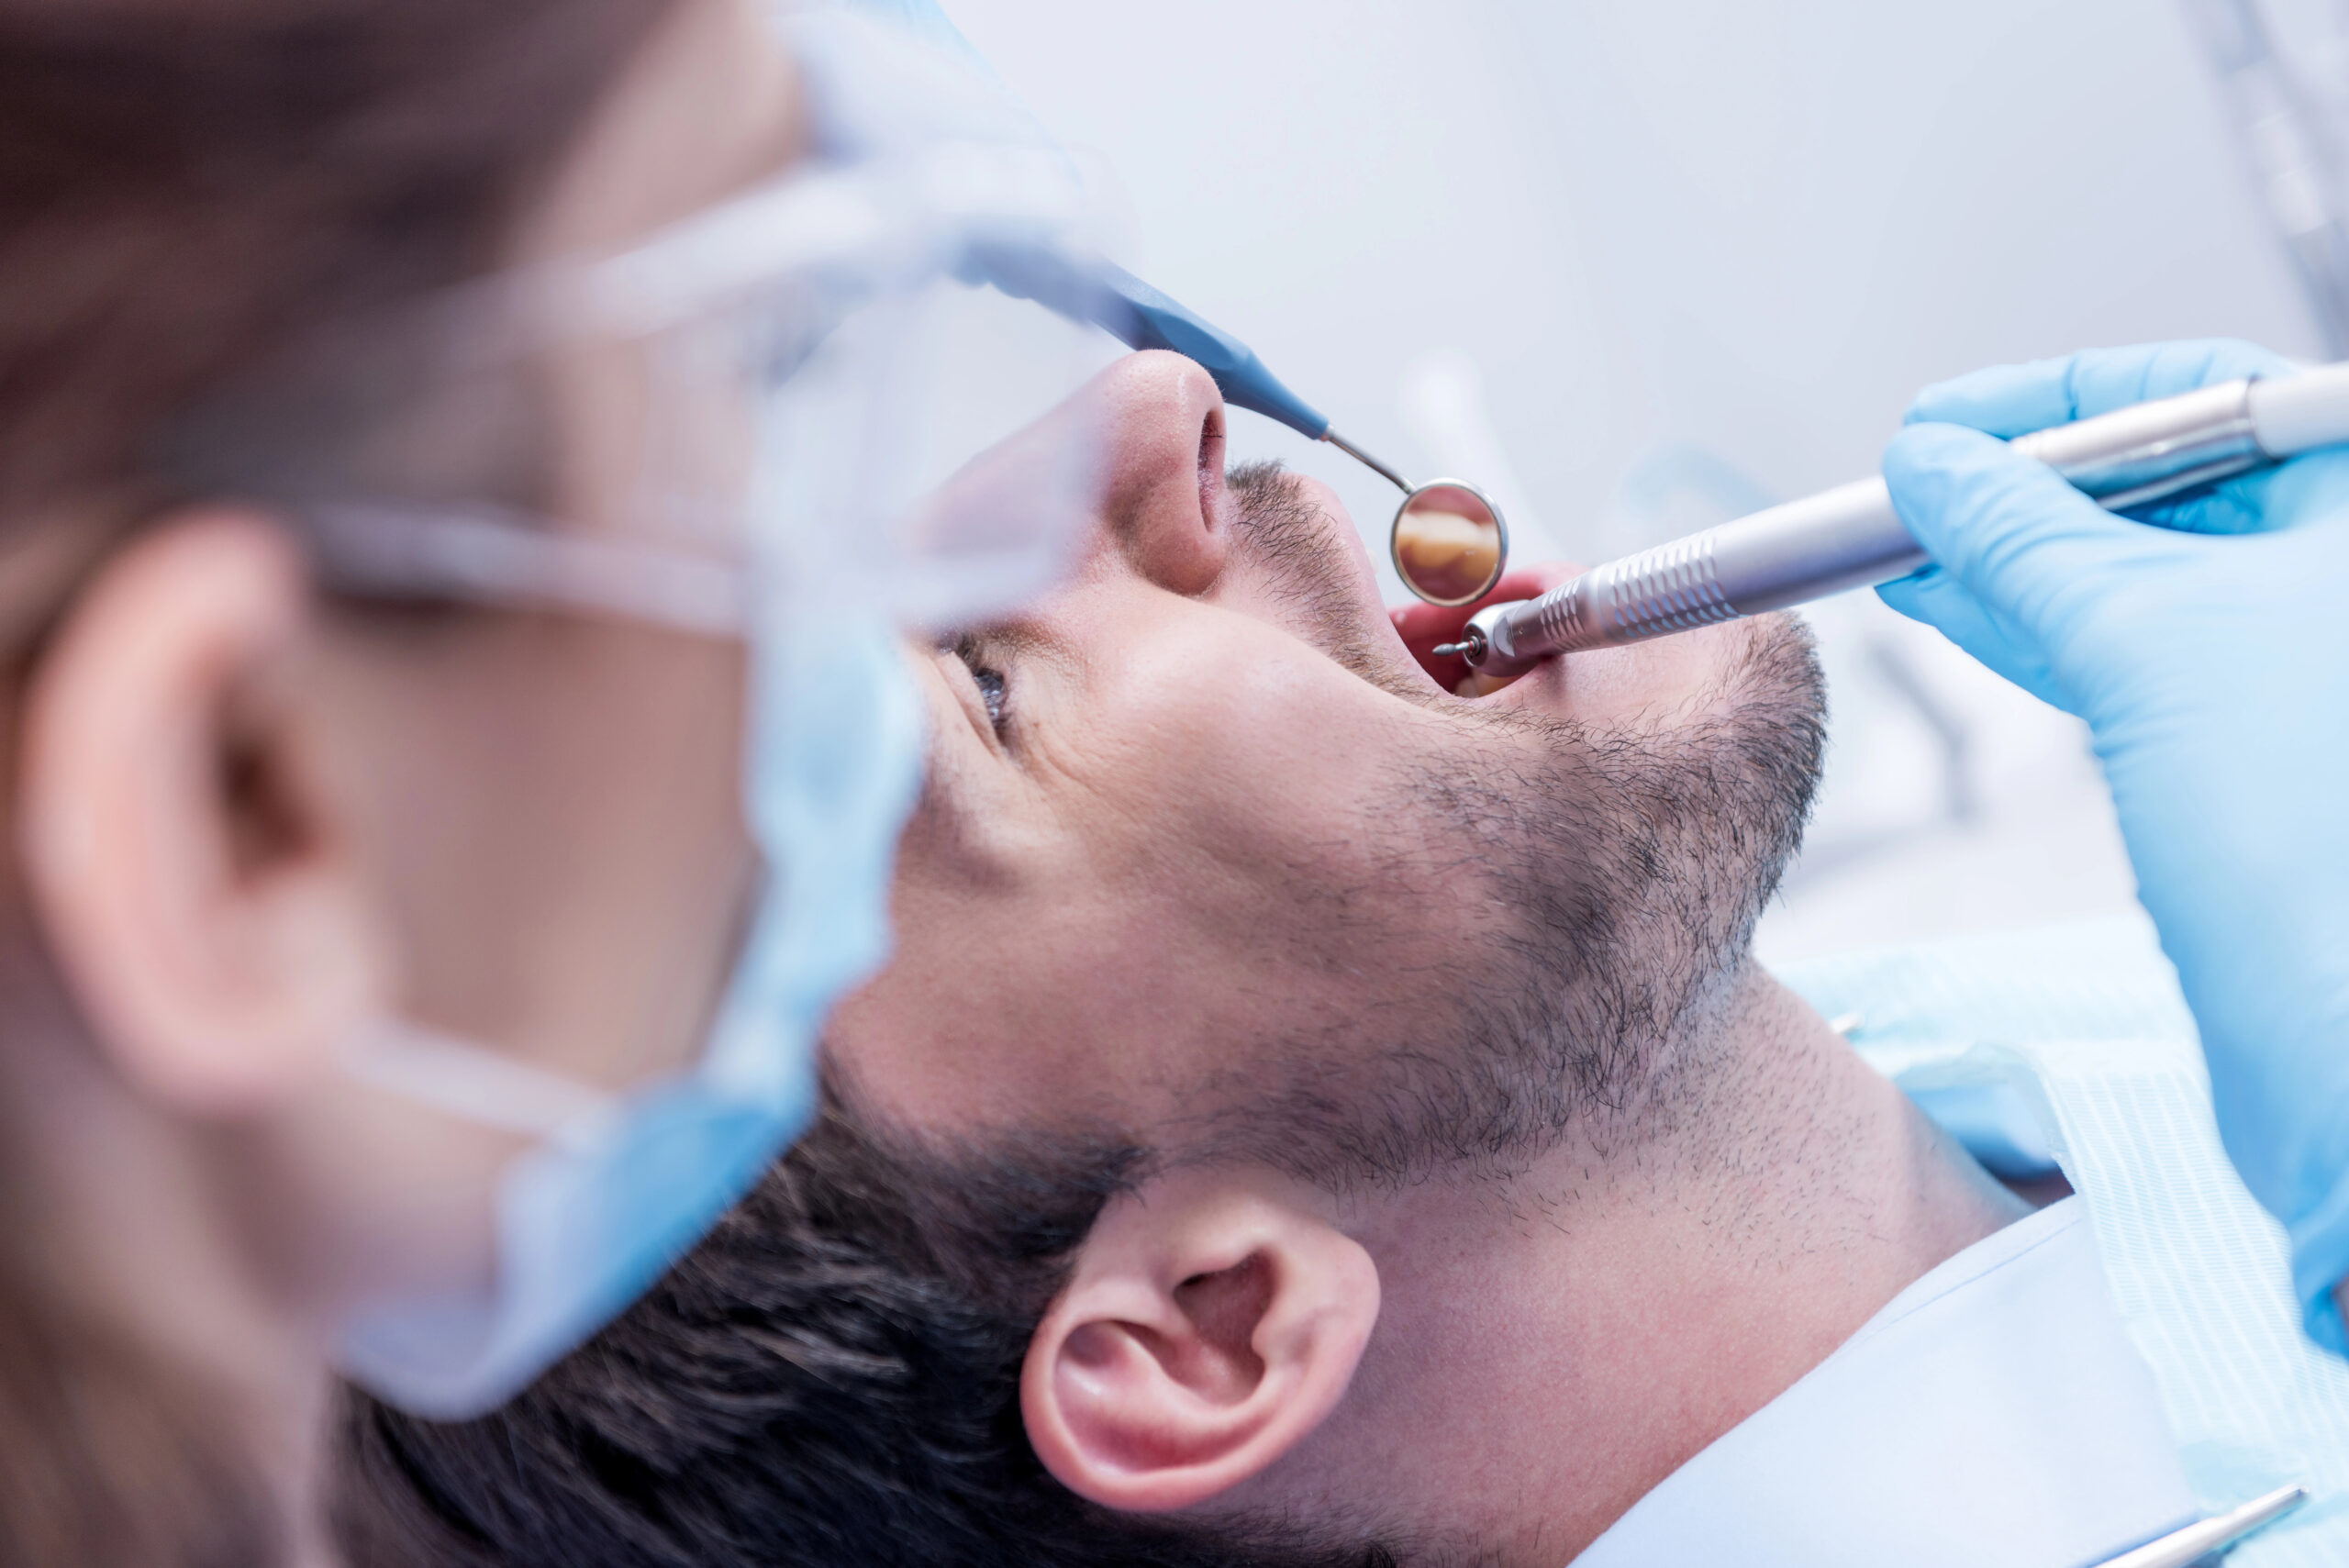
top-left (951, 634), bottom-right (1009, 734)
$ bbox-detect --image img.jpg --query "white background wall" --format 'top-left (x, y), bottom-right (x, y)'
top-left (944, 0), bottom-right (2328, 962)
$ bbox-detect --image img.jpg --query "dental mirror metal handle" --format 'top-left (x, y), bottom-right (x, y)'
top-left (1439, 363), bottom-right (2349, 675)
top-left (1058, 261), bottom-right (1512, 605)
top-left (2087, 1483), bottom-right (2305, 1568)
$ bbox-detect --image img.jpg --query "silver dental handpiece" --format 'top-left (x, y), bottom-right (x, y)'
top-left (1439, 364), bottom-right (2349, 675)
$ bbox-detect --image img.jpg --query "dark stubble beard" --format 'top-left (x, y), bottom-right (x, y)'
top-left (1207, 464), bottom-right (1830, 1188)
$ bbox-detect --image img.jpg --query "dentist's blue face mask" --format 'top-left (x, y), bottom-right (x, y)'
top-left (330, 606), bottom-right (926, 1420)
top-left (196, 126), bottom-right (1113, 1419)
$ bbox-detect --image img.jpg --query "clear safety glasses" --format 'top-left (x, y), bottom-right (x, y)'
top-left (168, 137), bottom-right (1119, 640)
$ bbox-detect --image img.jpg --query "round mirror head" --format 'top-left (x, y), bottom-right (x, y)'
top-left (1390, 481), bottom-right (1508, 606)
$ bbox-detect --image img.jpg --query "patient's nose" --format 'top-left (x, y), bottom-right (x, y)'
top-left (1089, 351), bottom-right (1231, 595)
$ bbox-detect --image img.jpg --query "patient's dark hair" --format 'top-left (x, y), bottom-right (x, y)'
top-left (336, 1092), bottom-right (1401, 1568)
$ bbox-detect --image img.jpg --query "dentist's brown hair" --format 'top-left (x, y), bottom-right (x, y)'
top-left (0, 2), bottom-right (667, 1560)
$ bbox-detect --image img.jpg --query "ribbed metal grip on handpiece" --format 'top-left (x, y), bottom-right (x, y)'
top-left (1458, 377), bottom-right (2278, 676)
top-left (1477, 534), bottom-right (1740, 667)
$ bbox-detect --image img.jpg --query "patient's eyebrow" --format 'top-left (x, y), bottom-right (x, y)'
top-left (963, 618), bottom-right (1058, 673)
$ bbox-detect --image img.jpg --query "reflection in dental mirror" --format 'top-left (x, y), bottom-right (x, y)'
top-left (1390, 482), bottom-right (1507, 606)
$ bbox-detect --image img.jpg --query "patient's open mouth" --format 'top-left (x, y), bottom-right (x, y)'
top-left (1389, 566), bottom-right (1576, 697)
top-left (1234, 464), bottom-right (1571, 705)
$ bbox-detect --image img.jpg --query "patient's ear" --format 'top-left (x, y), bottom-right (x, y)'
top-left (1020, 1169), bottom-right (1378, 1513)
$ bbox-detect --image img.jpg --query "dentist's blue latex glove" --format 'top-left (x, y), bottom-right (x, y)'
top-left (1878, 339), bottom-right (2349, 1351)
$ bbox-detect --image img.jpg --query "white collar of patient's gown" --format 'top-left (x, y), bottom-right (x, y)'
top-left (1568, 1197), bottom-right (2197, 1567)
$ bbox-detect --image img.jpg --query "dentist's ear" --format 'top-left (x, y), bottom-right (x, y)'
top-left (1020, 1170), bottom-right (1378, 1513)
top-left (17, 506), bottom-right (385, 1113)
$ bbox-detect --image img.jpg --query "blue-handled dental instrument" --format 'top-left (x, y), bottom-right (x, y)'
top-left (2085, 1484), bottom-right (2305, 1568)
top-left (969, 242), bottom-right (1510, 606)
top-left (1081, 262), bottom-right (1509, 606)
top-left (1086, 265), bottom-right (1370, 472)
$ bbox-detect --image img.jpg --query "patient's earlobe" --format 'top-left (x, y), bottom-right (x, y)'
top-left (1020, 1171), bottom-right (1378, 1513)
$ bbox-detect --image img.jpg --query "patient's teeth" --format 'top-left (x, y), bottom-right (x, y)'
top-left (1454, 668), bottom-right (1520, 699)
top-left (1396, 509), bottom-right (1501, 604)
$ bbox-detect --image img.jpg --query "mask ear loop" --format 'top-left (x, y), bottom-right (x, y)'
top-left (338, 1018), bottom-right (621, 1147)
top-left (297, 500), bottom-right (749, 637)
top-left (626, 312), bottom-right (764, 551)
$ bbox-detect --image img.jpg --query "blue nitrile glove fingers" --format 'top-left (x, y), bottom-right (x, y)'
top-left (1907, 339), bottom-right (2294, 438)
top-left (1877, 428), bottom-right (2088, 707)
top-left (1875, 563), bottom-right (2063, 707)
top-left (1882, 423), bottom-right (2204, 717)
top-left (1877, 339), bottom-right (2349, 1351)
top-left (1907, 339), bottom-right (2299, 539)
top-left (1876, 342), bottom-right (2292, 700)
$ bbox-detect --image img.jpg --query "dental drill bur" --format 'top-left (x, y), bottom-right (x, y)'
top-left (1432, 363), bottom-right (2349, 676)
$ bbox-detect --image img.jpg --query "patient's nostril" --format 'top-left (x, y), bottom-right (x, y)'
top-left (1099, 350), bottom-right (1231, 594)
top-left (1197, 406), bottom-right (1229, 539)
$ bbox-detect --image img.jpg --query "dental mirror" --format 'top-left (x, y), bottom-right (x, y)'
top-left (1388, 481), bottom-right (1508, 606)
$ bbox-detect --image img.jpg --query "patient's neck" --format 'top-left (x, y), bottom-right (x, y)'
top-left (1243, 963), bottom-right (2024, 1567)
